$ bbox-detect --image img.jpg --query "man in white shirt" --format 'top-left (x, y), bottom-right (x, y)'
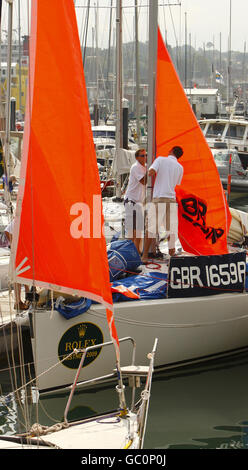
top-left (142, 146), bottom-right (184, 262)
top-left (124, 148), bottom-right (147, 253)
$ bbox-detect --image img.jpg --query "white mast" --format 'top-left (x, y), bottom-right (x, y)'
top-left (146, 0), bottom-right (158, 204)
top-left (18, 0), bottom-right (22, 116)
top-left (115, 0), bottom-right (123, 199)
top-left (135, 0), bottom-right (140, 146)
top-left (227, 0), bottom-right (232, 109)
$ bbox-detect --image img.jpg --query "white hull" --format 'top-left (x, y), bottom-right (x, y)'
top-left (32, 291), bottom-right (248, 393)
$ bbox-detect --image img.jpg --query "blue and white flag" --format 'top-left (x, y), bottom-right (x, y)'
top-left (216, 70), bottom-right (224, 84)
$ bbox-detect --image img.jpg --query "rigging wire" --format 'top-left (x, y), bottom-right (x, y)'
top-left (75, 2), bottom-right (181, 9)
top-left (82, 0), bottom-right (91, 66)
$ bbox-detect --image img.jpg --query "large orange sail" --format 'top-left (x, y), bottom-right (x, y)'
top-left (11, 0), bottom-right (119, 356)
top-left (156, 28), bottom-right (231, 255)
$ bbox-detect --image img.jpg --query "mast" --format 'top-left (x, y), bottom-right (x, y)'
top-left (135, 0), bottom-right (140, 145)
top-left (4, 0), bottom-right (14, 213)
top-left (94, 1), bottom-right (99, 125)
top-left (18, 0), bottom-right (22, 116)
top-left (115, 0), bottom-right (123, 199)
top-left (184, 11), bottom-right (187, 88)
top-left (242, 41), bottom-right (246, 102)
top-left (219, 32), bottom-right (222, 74)
top-left (146, 0), bottom-right (158, 204)
top-left (227, 0), bottom-right (232, 108)
top-left (106, 0), bottom-right (113, 117)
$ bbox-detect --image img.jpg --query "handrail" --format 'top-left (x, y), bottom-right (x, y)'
top-left (63, 336), bottom-right (136, 423)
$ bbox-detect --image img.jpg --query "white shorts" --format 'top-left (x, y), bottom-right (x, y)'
top-left (146, 198), bottom-right (178, 248)
top-left (124, 199), bottom-right (144, 237)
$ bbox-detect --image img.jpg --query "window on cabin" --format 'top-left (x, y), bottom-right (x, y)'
top-left (199, 122), bottom-right (206, 131)
top-left (93, 130), bottom-right (115, 138)
top-left (206, 123), bottom-right (225, 137)
top-left (213, 152), bottom-right (229, 163)
top-left (226, 125), bottom-right (245, 139)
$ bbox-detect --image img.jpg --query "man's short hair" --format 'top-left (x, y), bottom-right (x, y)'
top-left (172, 146), bottom-right (183, 159)
top-left (135, 148), bottom-right (146, 158)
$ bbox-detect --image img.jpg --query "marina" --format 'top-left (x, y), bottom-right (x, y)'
top-left (1, 349), bottom-right (248, 450)
top-left (0, 0), bottom-right (248, 455)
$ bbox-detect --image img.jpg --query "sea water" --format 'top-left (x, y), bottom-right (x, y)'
top-left (0, 351), bottom-right (248, 449)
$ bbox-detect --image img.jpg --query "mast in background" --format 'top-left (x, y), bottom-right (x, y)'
top-left (184, 11), bottom-right (187, 88)
top-left (135, 0), bottom-right (140, 146)
top-left (242, 41), bottom-right (246, 102)
top-left (106, 0), bottom-right (113, 117)
top-left (115, 0), bottom-right (123, 199)
top-left (146, 0), bottom-right (158, 204)
top-left (227, 0), bottom-right (232, 107)
top-left (4, 0), bottom-right (14, 213)
top-left (18, 0), bottom-right (22, 117)
top-left (94, 1), bottom-right (99, 125)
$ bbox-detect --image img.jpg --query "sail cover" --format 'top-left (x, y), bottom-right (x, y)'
top-left (156, 29), bottom-right (231, 255)
top-left (12, 0), bottom-right (119, 354)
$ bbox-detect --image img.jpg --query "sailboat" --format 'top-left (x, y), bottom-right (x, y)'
top-left (10, 1), bottom-right (247, 395)
top-left (0, 0), bottom-right (158, 450)
top-left (2, 0), bottom-right (248, 397)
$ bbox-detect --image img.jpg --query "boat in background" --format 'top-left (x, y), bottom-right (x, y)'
top-left (199, 117), bottom-right (248, 170)
top-left (92, 125), bottom-right (138, 151)
top-left (211, 148), bottom-right (248, 192)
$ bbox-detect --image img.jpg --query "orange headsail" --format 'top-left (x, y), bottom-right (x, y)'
top-left (156, 28), bottom-right (231, 255)
top-left (11, 0), bottom-right (119, 356)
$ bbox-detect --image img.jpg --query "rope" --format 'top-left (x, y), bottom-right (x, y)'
top-left (27, 421), bottom-right (69, 437)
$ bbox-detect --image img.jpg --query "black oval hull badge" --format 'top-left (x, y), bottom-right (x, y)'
top-left (58, 322), bottom-right (104, 369)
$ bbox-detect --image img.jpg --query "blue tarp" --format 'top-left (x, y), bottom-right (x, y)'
top-left (54, 297), bottom-right (92, 319)
top-left (112, 271), bottom-right (168, 302)
top-left (107, 239), bottom-right (141, 281)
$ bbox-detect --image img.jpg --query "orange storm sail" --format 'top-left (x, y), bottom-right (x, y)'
top-left (11, 0), bottom-right (119, 356)
top-left (156, 28), bottom-right (231, 255)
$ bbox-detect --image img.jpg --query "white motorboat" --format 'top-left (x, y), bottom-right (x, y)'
top-left (199, 117), bottom-right (248, 170)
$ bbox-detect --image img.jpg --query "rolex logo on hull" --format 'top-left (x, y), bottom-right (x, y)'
top-left (78, 323), bottom-right (87, 338)
top-left (58, 322), bottom-right (104, 369)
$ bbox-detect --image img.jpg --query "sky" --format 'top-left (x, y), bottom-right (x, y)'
top-left (1, 0), bottom-right (248, 53)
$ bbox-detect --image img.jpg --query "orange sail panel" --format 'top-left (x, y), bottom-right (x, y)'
top-left (12, 0), bottom-right (118, 350)
top-left (156, 29), bottom-right (231, 255)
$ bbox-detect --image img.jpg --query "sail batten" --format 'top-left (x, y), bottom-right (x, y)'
top-left (156, 29), bottom-right (231, 255)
